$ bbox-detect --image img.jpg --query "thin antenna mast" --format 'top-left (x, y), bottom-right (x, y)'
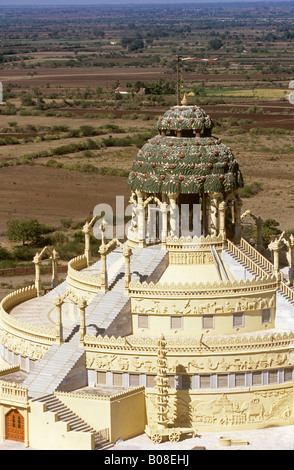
top-left (176, 55), bottom-right (181, 105)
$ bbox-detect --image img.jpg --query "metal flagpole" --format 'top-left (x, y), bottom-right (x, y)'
top-left (176, 56), bottom-right (218, 105)
top-left (176, 55), bottom-right (181, 105)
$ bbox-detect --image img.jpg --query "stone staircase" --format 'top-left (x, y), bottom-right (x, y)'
top-left (275, 289), bottom-right (294, 329)
top-left (23, 342), bottom-right (86, 398)
top-left (20, 244), bottom-right (168, 447)
top-left (224, 240), bottom-right (294, 330)
top-left (84, 244), bottom-right (168, 336)
top-left (33, 394), bottom-right (111, 449)
top-left (23, 244), bottom-right (168, 402)
top-left (223, 237), bottom-right (276, 281)
top-left (222, 247), bottom-right (256, 281)
top-left (236, 243), bottom-right (273, 277)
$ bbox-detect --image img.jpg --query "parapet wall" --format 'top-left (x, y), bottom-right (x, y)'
top-left (0, 285), bottom-right (56, 361)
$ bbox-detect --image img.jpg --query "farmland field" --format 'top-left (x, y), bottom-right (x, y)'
top-left (0, 2), bottom-right (294, 297)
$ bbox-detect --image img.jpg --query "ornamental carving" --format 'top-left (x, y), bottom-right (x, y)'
top-left (190, 390), bottom-right (293, 427)
top-left (84, 330), bottom-right (294, 354)
top-left (0, 328), bottom-right (49, 360)
top-left (131, 294), bottom-right (276, 316)
top-left (129, 276), bottom-right (277, 296)
top-left (86, 349), bottom-right (290, 374)
top-left (146, 389), bottom-right (293, 428)
top-left (86, 353), bottom-right (157, 373)
top-left (169, 251), bottom-right (214, 265)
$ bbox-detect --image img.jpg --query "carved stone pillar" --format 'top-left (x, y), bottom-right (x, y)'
top-left (273, 249), bottom-right (280, 276)
top-left (129, 193), bottom-right (138, 234)
top-left (137, 191), bottom-right (146, 246)
top-left (161, 202), bottom-right (168, 246)
top-left (147, 204), bottom-right (157, 243)
top-left (83, 221), bottom-right (92, 267)
top-left (219, 200), bottom-right (226, 239)
top-left (123, 245), bottom-right (132, 294)
top-left (54, 294), bottom-right (64, 344)
top-left (269, 240), bottom-right (281, 280)
top-left (78, 298), bottom-right (87, 346)
top-left (288, 235), bottom-right (294, 286)
top-left (51, 249), bottom-right (59, 288)
top-left (33, 253), bottom-right (42, 297)
top-left (99, 245), bottom-right (108, 293)
top-left (210, 193), bottom-right (220, 237)
top-left (168, 193), bottom-right (179, 238)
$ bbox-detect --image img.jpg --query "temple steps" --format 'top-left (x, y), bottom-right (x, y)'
top-left (221, 248), bottom-right (256, 280)
top-left (33, 394), bottom-right (110, 449)
top-left (235, 244), bottom-right (273, 276)
top-left (84, 245), bottom-right (168, 336)
top-left (23, 245), bottom-right (168, 399)
top-left (23, 343), bottom-right (85, 399)
top-left (275, 289), bottom-right (294, 330)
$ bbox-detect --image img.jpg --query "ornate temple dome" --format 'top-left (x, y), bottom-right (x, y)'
top-left (156, 104), bottom-right (213, 134)
top-left (127, 105), bottom-right (244, 195)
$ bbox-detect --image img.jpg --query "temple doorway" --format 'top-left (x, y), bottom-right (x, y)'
top-left (6, 410), bottom-right (25, 442)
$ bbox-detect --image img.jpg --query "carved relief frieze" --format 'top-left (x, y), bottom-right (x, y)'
top-left (169, 251), bottom-right (214, 265)
top-left (86, 349), bottom-right (291, 374)
top-left (146, 388), bottom-right (293, 428)
top-left (131, 294), bottom-right (276, 316)
top-left (0, 328), bottom-right (49, 360)
top-left (190, 389), bottom-right (293, 427)
top-left (86, 353), bottom-right (158, 373)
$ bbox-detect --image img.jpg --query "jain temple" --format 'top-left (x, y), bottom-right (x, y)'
top-left (0, 100), bottom-right (294, 449)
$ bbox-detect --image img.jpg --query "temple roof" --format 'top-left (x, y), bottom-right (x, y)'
top-left (156, 104), bottom-right (213, 133)
top-left (127, 105), bottom-right (244, 195)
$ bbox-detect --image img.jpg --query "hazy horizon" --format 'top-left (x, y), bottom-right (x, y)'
top-left (0, 0), bottom-right (292, 5)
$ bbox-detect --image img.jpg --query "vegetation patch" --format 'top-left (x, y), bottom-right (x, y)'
top-left (240, 181), bottom-right (263, 198)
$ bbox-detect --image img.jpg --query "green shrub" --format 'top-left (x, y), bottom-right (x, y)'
top-left (240, 182), bottom-right (263, 198)
top-left (0, 246), bottom-right (11, 260)
top-left (246, 105), bottom-right (265, 114)
top-left (55, 240), bottom-right (84, 260)
top-left (46, 159), bottom-right (63, 168)
top-left (12, 245), bottom-right (36, 261)
top-left (60, 218), bottom-right (84, 230)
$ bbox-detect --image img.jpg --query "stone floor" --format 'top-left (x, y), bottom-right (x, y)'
top-left (2, 425), bottom-right (294, 451)
top-left (110, 425), bottom-right (294, 451)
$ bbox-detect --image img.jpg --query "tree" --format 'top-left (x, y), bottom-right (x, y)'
top-left (207, 37), bottom-right (223, 50)
top-left (262, 218), bottom-right (281, 247)
top-left (6, 219), bottom-right (48, 245)
top-left (120, 36), bottom-right (144, 52)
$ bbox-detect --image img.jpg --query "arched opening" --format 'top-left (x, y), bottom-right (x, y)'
top-left (33, 246), bottom-right (60, 296)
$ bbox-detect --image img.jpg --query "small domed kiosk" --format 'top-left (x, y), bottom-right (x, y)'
top-left (127, 104), bottom-right (243, 246)
top-left (0, 103), bottom-right (294, 449)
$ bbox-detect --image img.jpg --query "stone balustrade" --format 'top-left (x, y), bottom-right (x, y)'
top-left (280, 280), bottom-right (294, 302)
top-left (84, 330), bottom-right (294, 355)
top-left (0, 380), bottom-right (28, 404)
top-left (128, 275), bottom-right (277, 298)
top-left (227, 239), bottom-right (272, 279)
top-left (66, 254), bottom-right (103, 295)
top-left (240, 238), bottom-right (275, 275)
top-left (166, 234), bottom-right (225, 250)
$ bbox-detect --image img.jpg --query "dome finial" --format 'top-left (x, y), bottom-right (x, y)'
top-left (181, 93), bottom-right (188, 106)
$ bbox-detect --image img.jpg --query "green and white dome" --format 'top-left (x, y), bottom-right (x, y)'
top-left (127, 105), bottom-right (243, 195)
